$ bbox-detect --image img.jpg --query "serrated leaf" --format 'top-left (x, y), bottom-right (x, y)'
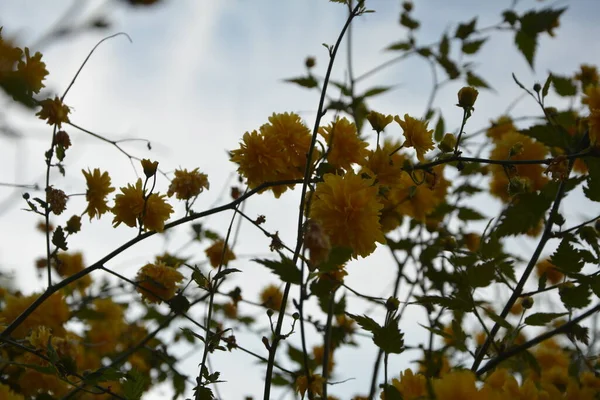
top-left (253, 256), bottom-right (301, 284)
top-left (437, 56), bottom-right (460, 79)
top-left (551, 235), bottom-right (584, 274)
top-left (515, 30), bottom-right (537, 68)
top-left (123, 370), bottom-right (148, 400)
top-left (560, 283), bottom-right (591, 309)
top-left (519, 7), bottom-right (566, 36)
top-left (318, 246), bottom-right (353, 273)
top-left (434, 114), bottom-right (445, 142)
top-left (439, 34), bottom-right (450, 57)
top-left (466, 71), bottom-right (490, 89)
top-left (584, 157), bottom-right (600, 202)
top-left (496, 192), bottom-right (552, 237)
top-left (519, 124), bottom-right (570, 150)
top-left (284, 76), bottom-right (318, 89)
top-left (455, 18), bottom-right (477, 39)
top-left (347, 313), bottom-right (381, 333)
top-left (416, 295), bottom-right (470, 312)
top-left (551, 74), bottom-right (577, 96)
top-left (524, 312), bottom-right (568, 326)
top-left (462, 38), bottom-right (487, 54)
top-left (467, 261), bottom-right (496, 288)
top-left (373, 317), bottom-right (404, 354)
top-left (418, 324), bottom-right (453, 340)
top-left (457, 207), bottom-right (486, 221)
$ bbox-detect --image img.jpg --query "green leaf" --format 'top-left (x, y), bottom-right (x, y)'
top-left (551, 74), bottom-right (577, 97)
top-left (520, 350), bottom-right (542, 377)
top-left (455, 18), bottom-right (477, 40)
top-left (382, 385), bottom-right (403, 400)
top-left (560, 283), bottom-right (591, 309)
top-left (584, 157), bottom-right (600, 202)
top-left (386, 41), bottom-right (412, 51)
top-left (284, 76), bottom-right (318, 89)
top-left (437, 56), bottom-right (460, 80)
top-left (400, 13), bottom-right (420, 30)
top-left (317, 246), bottom-right (353, 272)
top-left (253, 256), bottom-right (301, 284)
top-left (542, 74), bottom-right (552, 99)
top-left (347, 313), bottom-right (381, 333)
top-left (122, 370), bottom-right (148, 400)
top-left (453, 183), bottom-right (482, 195)
top-left (213, 268), bottom-right (241, 281)
top-left (361, 86), bottom-right (393, 98)
top-left (415, 295), bottom-right (470, 312)
top-left (439, 34), bottom-right (450, 57)
top-left (482, 307), bottom-right (512, 330)
top-left (496, 192), bottom-right (552, 237)
top-left (551, 234), bottom-right (584, 274)
top-left (462, 38), bottom-right (486, 54)
top-left (524, 312), bottom-right (568, 326)
top-left (466, 71), bottom-right (490, 89)
top-left (457, 207), bottom-right (486, 221)
top-left (519, 124), bottom-right (570, 150)
top-left (373, 317), bottom-right (405, 354)
top-left (515, 30), bottom-right (537, 68)
top-left (467, 261), bottom-right (496, 288)
top-left (519, 7), bottom-right (566, 36)
top-left (434, 114), bottom-right (445, 142)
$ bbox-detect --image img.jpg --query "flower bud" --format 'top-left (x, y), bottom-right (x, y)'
top-left (386, 296), bottom-right (400, 312)
top-left (521, 297), bottom-right (534, 309)
top-left (438, 133), bottom-right (457, 152)
top-left (305, 57), bottom-right (316, 69)
top-left (267, 309), bottom-right (274, 317)
top-left (141, 159), bottom-right (158, 178)
top-left (457, 86), bottom-right (479, 109)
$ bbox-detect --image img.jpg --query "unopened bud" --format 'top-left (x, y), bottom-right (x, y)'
top-left (521, 297), bottom-right (534, 309)
top-left (386, 296), bottom-right (400, 312)
top-left (438, 133), bottom-right (456, 153)
top-left (457, 86), bottom-right (479, 109)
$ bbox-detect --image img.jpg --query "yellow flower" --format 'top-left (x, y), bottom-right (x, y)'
top-left (395, 114), bottom-right (435, 161)
top-left (295, 374), bottom-right (324, 397)
top-left (260, 284), bottom-right (284, 311)
top-left (366, 111), bottom-right (394, 133)
top-left (205, 239), bottom-right (236, 268)
top-left (111, 179), bottom-right (173, 232)
top-left (16, 47), bottom-right (48, 94)
top-left (575, 64), bottom-right (599, 91)
top-left (55, 252), bottom-right (92, 294)
top-left (359, 141), bottom-right (405, 187)
top-left (534, 339), bottom-right (569, 372)
top-left (136, 262), bottom-right (184, 304)
top-left (0, 383), bottom-right (25, 400)
top-left (231, 112), bottom-right (314, 198)
top-left (310, 172), bottom-right (385, 258)
top-left (82, 169), bottom-right (115, 220)
top-left (0, 292), bottom-right (69, 338)
top-left (312, 345), bottom-right (334, 374)
top-left (319, 117), bottom-right (369, 170)
top-left (486, 116), bottom-right (516, 141)
top-left (587, 108), bottom-right (600, 147)
top-left (390, 369), bottom-right (427, 400)
top-left (36, 96), bottom-right (70, 127)
top-left (536, 259), bottom-right (563, 285)
top-left (583, 85), bottom-right (600, 110)
top-left (489, 131), bottom-right (548, 202)
top-left (392, 166), bottom-right (449, 222)
top-left (167, 168), bottom-right (210, 200)
top-left (433, 370), bottom-right (479, 400)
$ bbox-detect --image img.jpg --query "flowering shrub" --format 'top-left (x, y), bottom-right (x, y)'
top-left (1, 1), bottom-right (600, 399)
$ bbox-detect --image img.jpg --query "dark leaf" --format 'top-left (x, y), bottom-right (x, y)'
top-left (455, 18), bottom-right (477, 39)
top-left (462, 38), bottom-right (487, 54)
top-left (439, 34), bottom-right (450, 57)
top-left (551, 74), bottom-right (577, 97)
top-left (457, 207), bottom-right (486, 221)
top-left (466, 71), bottom-right (490, 89)
top-left (560, 283), bottom-right (591, 309)
top-left (253, 256), bottom-right (301, 285)
top-left (519, 124), bottom-right (570, 149)
top-left (515, 30), bottom-right (537, 68)
top-left (213, 268), bottom-right (241, 281)
top-left (373, 317), bottom-right (405, 354)
top-left (434, 114), bottom-right (445, 142)
top-left (347, 313), bottom-right (381, 333)
top-left (386, 41), bottom-right (412, 51)
top-left (524, 312), bottom-right (568, 326)
top-left (496, 192), bottom-right (552, 237)
top-left (551, 234), bottom-right (584, 274)
top-left (284, 76), bottom-right (318, 89)
top-left (584, 157), bottom-right (600, 202)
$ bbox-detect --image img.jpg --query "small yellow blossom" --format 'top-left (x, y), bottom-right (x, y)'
top-left (295, 374), bottom-right (324, 397)
top-left (0, 383), bottom-right (25, 400)
top-left (457, 86), bottom-right (479, 109)
top-left (260, 284), bottom-right (284, 311)
top-left (486, 116), bottom-right (516, 141)
top-left (136, 262), bottom-right (184, 304)
top-left (205, 239), bottom-right (236, 268)
top-left (37, 96), bottom-right (70, 127)
top-left (55, 252), bottom-right (92, 294)
top-left (111, 179), bottom-right (173, 232)
top-left (390, 369), bottom-right (427, 400)
top-left (575, 64), bottom-right (599, 91)
top-left (319, 117), bottom-right (369, 170)
top-left (395, 114), bottom-right (435, 161)
top-left (16, 47), bottom-right (48, 94)
top-left (536, 259), bottom-right (563, 285)
top-left (366, 111), bottom-right (394, 133)
top-left (82, 168), bottom-right (115, 220)
top-left (167, 168), bottom-right (210, 200)
top-left (433, 370), bottom-right (479, 400)
top-left (310, 172), bottom-right (385, 258)
top-left (0, 292), bottom-right (69, 338)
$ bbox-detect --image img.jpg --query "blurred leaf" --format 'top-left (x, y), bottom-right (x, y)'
top-left (387, 41), bottom-right (412, 51)
top-left (123, 370), bottom-right (148, 400)
top-left (515, 30), bottom-right (537, 68)
top-left (253, 256), bottom-right (301, 285)
top-left (213, 268), bottom-right (241, 281)
top-left (439, 34), bottom-right (450, 57)
top-left (519, 124), bottom-right (570, 150)
top-left (437, 56), bottom-right (460, 79)
top-left (482, 307), bottom-right (512, 330)
top-left (361, 86), bottom-right (393, 98)
top-left (524, 312), bottom-right (568, 326)
top-left (416, 295), bottom-right (470, 312)
top-left (466, 71), bottom-right (490, 88)
top-left (542, 74), bottom-right (552, 99)
top-left (318, 246), bottom-right (353, 273)
top-left (434, 114), bottom-right (445, 142)
top-left (400, 13), bottom-right (419, 30)
top-left (496, 192), bottom-right (552, 237)
top-left (455, 18), bottom-right (477, 39)
top-left (584, 157), bottom-right (600, 202)
top-left (462, 38), bottom-right (487, 54)
top-left (551, 74), bottom-right (577, 96)
top-left (284, 76), bottom-right (318, 89)
top-left (457, 207), bottom-right (486, 221)
top-left (467, 261), bottom-right (496, 288)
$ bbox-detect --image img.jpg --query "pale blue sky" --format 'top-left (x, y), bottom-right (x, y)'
top-left (1, 1), bottom-right (600, 399)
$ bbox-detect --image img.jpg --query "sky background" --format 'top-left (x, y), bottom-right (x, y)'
top-left (1, 0), bottom-right (600, 399)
